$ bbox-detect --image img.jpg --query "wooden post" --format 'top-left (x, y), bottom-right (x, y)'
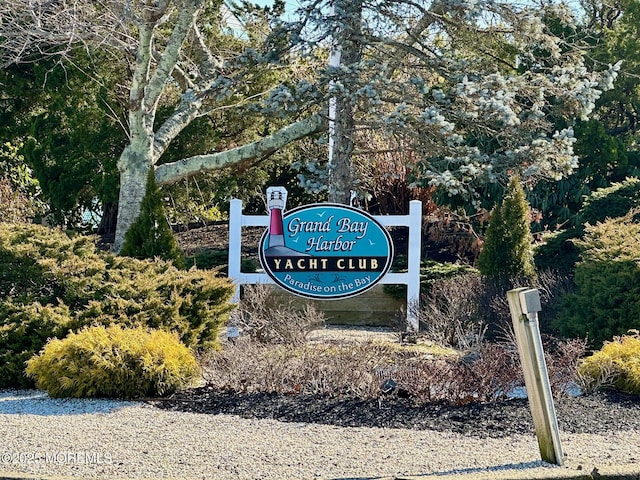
top-left (507, 288), bottom-right (564, 466)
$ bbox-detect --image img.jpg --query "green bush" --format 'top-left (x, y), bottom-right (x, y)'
top-left (385, 260), bottom-right (478, 300)
top-left (0, 302), bottom-right (73, 388)
top-left (534, 228), bottom-right (581, 273)
top-left (579, 177), bottom-right (640, 226)
top-left (0, 142), bottom-right (43, 222)
top-left (578, 332), bottom-right (640, 396)
top-left (477, 176), bottom-right (536, 281)
top-left (0, 177), bottom-right (36, 223)
top-left (555, 211), bottom-right (640, 347)
top-left (120, 170), bottom-right (185, 267)
top-left (0, 222), bottom-right (235, 388)
top-left (535, 178), bottom-right (640, 273)
top-left (26, 324), bottom-right (200, 398)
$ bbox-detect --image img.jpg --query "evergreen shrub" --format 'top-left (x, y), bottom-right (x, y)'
top-left (555, 211), bottom-right (640, 347)
top-left (534, 228), bottom-right (581, 273)
top-left (26, 324), bottom-right (200, 398)
top-left (0, 142), bottom-right (43, 222)
top-left (0, 177), bottom-right (36, 223)
top-left (0, 222), bottom-right (235, 388)
top-left (579, 177), bottom-right (640, 225)
top-left (384, 260), bottom-right (478, 300)
top-left (477, 176), bottom-right (536, 281)
top-left (535, 177), bottom-right (640, 273)
top-left (577, 331), bottom-right (640, 396)
top-left (120, 170), bottom-right (185, 267)
top-left (0, 302), bottom-right (72, 388)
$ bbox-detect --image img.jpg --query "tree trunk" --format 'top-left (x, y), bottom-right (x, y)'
top-left (113, 144), bottom-right (152, 252)
top-left (329, 97), bottom-right (356, 204)
top-left (328, 0), bottom-right (362, 204)
top-left (97, 201), bottom-right (118, 236)
top-left (110, 0), bottom-right (328, 253)
top-left (111, 3), bottom-right (196, 253)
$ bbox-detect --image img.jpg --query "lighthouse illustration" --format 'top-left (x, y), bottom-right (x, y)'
top-left (264, 186), bottom-right (309, 257)
top-left (266, 187), bottom-right (286, 249)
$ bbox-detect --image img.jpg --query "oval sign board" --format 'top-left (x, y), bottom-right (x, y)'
top-left (259, 203), bottom-right (394, 300)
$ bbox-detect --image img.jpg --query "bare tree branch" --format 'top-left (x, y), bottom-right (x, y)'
top-left (0, 0), bottom-right (133, 67)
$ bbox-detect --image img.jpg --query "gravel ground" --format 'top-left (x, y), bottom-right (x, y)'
top-left (1, 388), bottom-right (639, 480)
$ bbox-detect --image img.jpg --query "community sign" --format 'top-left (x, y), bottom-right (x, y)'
top-left (259, 187), bottom-right (394, 300)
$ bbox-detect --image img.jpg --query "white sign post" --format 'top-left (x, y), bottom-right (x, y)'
top-left (507, 287), bottom-right (564, 466)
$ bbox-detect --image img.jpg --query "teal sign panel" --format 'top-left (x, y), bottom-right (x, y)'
top-left (259, 203), bottom-right (394, 299)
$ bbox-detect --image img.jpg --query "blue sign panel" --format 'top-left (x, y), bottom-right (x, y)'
top-left (259, 200), bottom-right (394, 300)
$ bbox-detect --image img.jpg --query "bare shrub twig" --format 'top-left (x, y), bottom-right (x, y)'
top-left (231, 284), bottom-right (325, 347)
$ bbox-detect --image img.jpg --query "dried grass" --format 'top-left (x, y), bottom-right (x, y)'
top-left (207, 276), bottom-right (586, 406)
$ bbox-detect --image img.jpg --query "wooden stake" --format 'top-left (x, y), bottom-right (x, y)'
top-left (507, 288), bottom-right (564, 466)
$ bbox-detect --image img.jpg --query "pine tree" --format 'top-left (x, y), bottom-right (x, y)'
top-left (477, 176), bottom-right (536, 281)
top-left (120, 170), bottom-right (185, 268)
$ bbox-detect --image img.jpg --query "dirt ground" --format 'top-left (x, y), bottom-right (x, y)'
top-left (175, 222), bottom-right (264, 257)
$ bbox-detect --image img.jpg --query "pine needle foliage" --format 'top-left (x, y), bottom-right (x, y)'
top-left (579, 177), bottom-right (640, 226)
top-left (555, 210), bottom-right (640, 347)
top-left (578, 331), bottom-right (640, 396)
top-left (120, 170), bottom-right (185, 268)
top-left (0, 302), bottom-right (72, 388)
top-left (26, 324), bottom-right (200, 399)
top-left (0, 222), bottom-right (234, 388)
top-left (535, 177), bottom-right (640, 273)
top-left (477, 176), bottom-right (536, 281)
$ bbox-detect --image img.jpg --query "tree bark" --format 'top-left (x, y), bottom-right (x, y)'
top-left (113, 143), bottom-right (153, 252)
top-left (328, 0), bottom-right (362, 204)
top-left (112, 0), bottom-right (204, 252)
top-left (97, 202), bottom-right (118, 236)
top-left (154, 114), bottom-right (327, 185)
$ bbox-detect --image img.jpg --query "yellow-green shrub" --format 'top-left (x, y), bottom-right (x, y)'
top-left (0, 222), bottom-right (234, 388)
top-left (0, 302), bottom-right (72, 388)
top-left (26, 325), bottom-right (201, 399)
top-left (578, 331), bottom-right (640, 396)
top-left (555, 211), bottom-right (640, 347)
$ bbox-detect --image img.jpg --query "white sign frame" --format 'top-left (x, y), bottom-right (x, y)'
top-left (228, 198), bottom-right (422, 330)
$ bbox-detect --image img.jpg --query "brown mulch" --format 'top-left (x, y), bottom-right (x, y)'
top-left (150, 388), bottom-right (640, 439)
